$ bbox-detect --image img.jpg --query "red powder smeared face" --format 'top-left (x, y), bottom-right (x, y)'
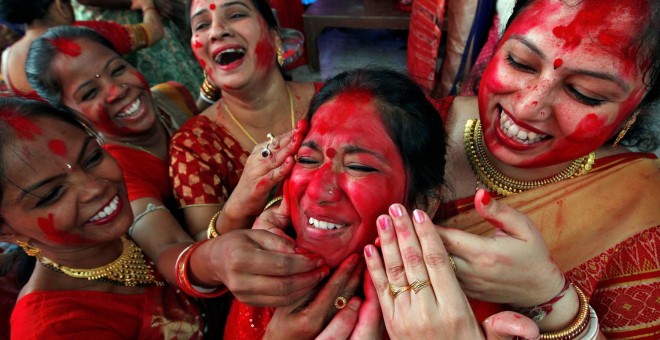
top-left (38, 213), bottom-right (91, 245)
top-left (49, 38), bottom-right (82, 57)
top-left (254, 20), bottom-right (276, 72)
top-left (48, 139), bottom-right (67, 158)
top-left (287, 91), bottom-right (407, 268)
top-left (3, 116), bottom-right (43, 140)
top-left (477, 0), bottom-right (649, 168)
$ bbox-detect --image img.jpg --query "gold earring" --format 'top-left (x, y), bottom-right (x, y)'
top-left (200, 72), bottom-right (220, 102)
top-left (612, 111), bottom-right (638, 147)
top-left (16, 240), bottom-right (41, 257)
top-left (277, 46), bottom-right (284, 67)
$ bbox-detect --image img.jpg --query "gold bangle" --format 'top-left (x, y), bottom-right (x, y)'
top-left (264, 196), bottom-right (284, 211)
top-left (125, 23), bottom-right (149, 50)
top-left (540, 284), bottom-right (591, 340)
top-left (207, 210), bottom-right (222, 239)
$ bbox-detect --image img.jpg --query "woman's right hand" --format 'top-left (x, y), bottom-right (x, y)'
top-left (192, 228), bottom-right (328, 307)
top-left (219, 121), bottom-right (307, 232)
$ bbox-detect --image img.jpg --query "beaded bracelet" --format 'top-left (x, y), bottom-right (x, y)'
top-left (517, 277), bottom-right (571, 322)
top-left (540, 284), bottom-right (590, 340)
top-left (175, 240), bottom-right (227, 298)
top-left (264, 196), bottom-right (284, 211)
top-left (207, 210), bottom-right (222, 239)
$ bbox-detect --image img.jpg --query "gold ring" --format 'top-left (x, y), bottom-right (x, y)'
top-left (448, 255), bottom-right (457, 272)
top-left (389, 283), bottom-right (411, 298)
top-left (410, 279), bottom-right (432, 293)
top-left (334, 296), bottom-right (347, 309)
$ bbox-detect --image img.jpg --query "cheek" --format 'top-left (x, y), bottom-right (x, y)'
top-left (254, 23), bottom-right (276, 71)
top-left (89, 103), bottom-right (127, 135)
top-left (565, 113), bottom-right (608, 141)
top-left (130, 70), bottom-right (149, 89)
top-left (38, 213), bottom-right (91, 245)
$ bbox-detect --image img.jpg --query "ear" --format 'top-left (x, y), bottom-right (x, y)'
top-left (0, 224), bottom-right (29, 245)
top-left (52, 0), bottom-right (74, 23)
top-left (271, 28), bottom-right (283, 52)
top-left (412, 190), bottom-right (442, 219)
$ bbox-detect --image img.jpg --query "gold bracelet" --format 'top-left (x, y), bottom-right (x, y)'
top-left (207, 210), bottom-right (222, 239)
top-left (264, 196), bottom-right (284, 211)
top-left (126, 23), bottom-right (149, 50)
top-left (540, 284), bottom-right (591, 340)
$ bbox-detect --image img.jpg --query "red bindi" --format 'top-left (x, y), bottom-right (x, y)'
top-left (553, 58), bottom-right (563, 69)
top-left (210, 3), bottom-right (216, 10)
top-left (325, 148), bottom-right (336, 158)
top-left (48, 38), bottom-right (81, 57)
top-left (48, 139), bottom-right (68, 158)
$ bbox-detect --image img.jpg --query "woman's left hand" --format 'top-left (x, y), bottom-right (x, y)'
top-left (438, 189), bottom-right (565, 307)
top-left (264, 253), bottom-right (364, 339)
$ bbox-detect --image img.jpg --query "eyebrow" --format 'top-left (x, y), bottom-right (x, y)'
top-left (302, 141), bottom-right (388, 163)
top-left (18, 136), bottom-right (94, 201)
top-left (510, 35), bottom-right (629, 91)
top-left (73, 56), bottom-right (122, 97)
top-left (191, 1), bottom-right (251, 20)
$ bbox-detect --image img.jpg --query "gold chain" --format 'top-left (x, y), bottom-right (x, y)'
top-left (223, 86), bottom-right (295, 146)
top-left (464, 119), bottom-right (596, 196)
top-left (35, 236), bottom-right (165, 287)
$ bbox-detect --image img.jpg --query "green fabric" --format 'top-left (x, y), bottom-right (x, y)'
top-left (73, 3), bottom-right (202, 95)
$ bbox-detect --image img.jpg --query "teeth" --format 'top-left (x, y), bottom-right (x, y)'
top-left (308, 217), bottom-right (345, 230)
top-left (117, 98), bottom-right (141, 118)
top-left (88, 196), bottom-right (119, 222)
top-left (499, 111), bottom-right (548, 143)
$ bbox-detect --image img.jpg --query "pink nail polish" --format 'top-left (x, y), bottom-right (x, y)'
top-left (413, 209), bottom-right (425, 223)
top-left (389, 204), bottom-right (403, 218)
top-left (378, 215), bottom-right (391, 231)
top-left (364, 245), bottom-right (373, 257)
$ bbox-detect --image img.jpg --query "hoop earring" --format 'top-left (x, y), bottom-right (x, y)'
top-left (277, 46), bottom-right (284, 67)
top-left (16, 240), bottom-right (41, 257)
top-left (200, 72), bottom-right (220, 103)
top-left (612, 111), bottom-right (638, 147)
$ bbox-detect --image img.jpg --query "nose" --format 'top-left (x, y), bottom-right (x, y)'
top-left (306, 163), bottom-right (341, 203)
top-left (210, 19), bottom-right (233, 41)
top-left (73, 171), bottom-right (107, 203)
top-left (105, 83), bottom-right (128, 104)
top-left (511, 78), bottom-right (558, 121)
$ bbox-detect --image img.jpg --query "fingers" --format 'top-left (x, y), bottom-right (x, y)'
top-left (350, 271), bottom-right (384, 339)
top-left (232, 268), bottom-right (328, 307)
top-left (483, 311), bottom-right (540, 340)
top-left (474, 189), bottom-right (536, 241)
top-left (316, 297), bottom-right (362, 340)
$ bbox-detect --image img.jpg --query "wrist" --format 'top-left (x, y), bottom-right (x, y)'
top-left (177, 240), bottom-right (227, 297)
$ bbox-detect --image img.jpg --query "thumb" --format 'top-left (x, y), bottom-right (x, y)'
top-left (474, 189), bottom-right (535, 240)
top-left (250, 229), bottom-right (296, 254)
top-left (483, 311), bottom-right (539, 340)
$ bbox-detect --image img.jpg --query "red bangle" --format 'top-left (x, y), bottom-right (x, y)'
top-left (515, 277), bottom-right (571, 322)
top-left (175, 240), bottom-right (227, 298)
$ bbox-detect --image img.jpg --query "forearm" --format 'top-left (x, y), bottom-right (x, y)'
top-left (140, 7), bottom-right (164, 46)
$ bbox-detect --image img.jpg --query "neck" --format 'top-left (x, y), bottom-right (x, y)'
top-left (112, 116), bottom-right (169, 158)
top-left (36, 237), bottom-right (124, 270)
top-left (220, 75), bottom-right (292, 130)
top-left (484, 146), bottom-right (579, 182)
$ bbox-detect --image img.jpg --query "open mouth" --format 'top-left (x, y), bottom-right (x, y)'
top-left (117, 97), bottom-right (142, 118)
top-left (87, 196), bottom-right (120, 223)
top-left (308, 216), bottom-right (348, 230)
top-left (214, 48), bottom-right (246, 66)
top-left (498, 107), bottom-right (549, 144)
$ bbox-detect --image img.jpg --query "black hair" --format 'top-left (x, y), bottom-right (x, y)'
top-left (0, 0), bottom-right (54, 24)
top-left (25, 26), bottom-right (115, 106)
top-left (308, 68), bottom-right (447, 207)
top-left (186, 0), bottom-right (279, 32)
top-left (506, 0), bottom-right (659, 151)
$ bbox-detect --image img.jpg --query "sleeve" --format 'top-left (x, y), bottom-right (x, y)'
top-left (169, 124), bottom-right (231, 208)
top-left (105, 146), bottom-right (165, 201)
top-left (74, 20), bottom-right (133, 55)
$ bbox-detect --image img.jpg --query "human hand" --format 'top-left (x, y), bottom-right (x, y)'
top-left (483, 311), bottom-right (540, 340)
top-left (130, 0), bottom-right (154, 11)
top-left (200, 228), bottom-right (328, 306)
top-left (365, 204), bottom-right (483, 339)
top-left (316, 271), bottom-right (384, 339)
top-left (264, 253), bottom-right (364, 340)
top-left (438, 189), bottom-right (565, 307)
top-left (221, 120), bottom-right (307, 230)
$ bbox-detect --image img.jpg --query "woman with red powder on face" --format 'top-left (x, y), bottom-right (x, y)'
top-left (0, 0), bottom-right (164, 99)
top-left (169, 0), bottom-right (322, 241)
top-left (402, 0), bottom-right (659, 338)
top-left (0, 97), bottom-right (203, 338)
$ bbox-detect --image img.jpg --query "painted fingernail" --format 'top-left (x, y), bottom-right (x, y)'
top-left (389, 204), bottom-right (403, 218)
top-left (364, 245), bottom-right (373, 257)
top-left (413, 209), bottom-right (425, 223)
top-left (377, 215), bottom-right (391, 231)
top-left (481, 190), bottom-right (491, 206)
top-left (374, 237), bottom-right (381, 247)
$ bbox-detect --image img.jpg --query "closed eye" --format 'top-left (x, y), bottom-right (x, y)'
top-left (506, 55), bottom-right (536, 73)
top-left (35, 186), bottom-right (65, 208)
top-left (566, 86), bottom-right (605, 107)
top-left (346, 164), bottom-right (377, 173)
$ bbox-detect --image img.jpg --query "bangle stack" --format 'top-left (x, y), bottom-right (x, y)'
top-left (207, 210), bottom-right (222, 239)
top-left (175, 240), bottom-right (227, 298)
top-left (540, 284), bottom-right (591, 340)
top-left (126, 23), bottom-right (150, 50)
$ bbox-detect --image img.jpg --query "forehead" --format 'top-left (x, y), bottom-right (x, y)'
top-left (191, 0), bottom-right (256, 12)
top-left (52, 38), bottom-right (117, 72)
top-left (309, 92), bottom-right (390, 138)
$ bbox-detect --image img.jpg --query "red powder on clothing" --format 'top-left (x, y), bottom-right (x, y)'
top-left (48, 139), bottom-right (67, 158)
top-left (49, 38), bottom-right (82, 57)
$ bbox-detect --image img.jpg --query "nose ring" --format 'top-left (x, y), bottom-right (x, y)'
top-left (328, 188), bottom-right (333, 195)
top-left (121, 84), bottom-right (127, 88)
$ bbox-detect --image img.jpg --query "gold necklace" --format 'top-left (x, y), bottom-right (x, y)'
top-left (223, 86), bottom-right (295, 145)
top-left (35, 236), bottom-right (165, 287)
top-left (464, 119), bottom-right (596, 196)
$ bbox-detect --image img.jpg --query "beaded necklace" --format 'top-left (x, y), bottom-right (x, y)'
top-left (464, 119), bottom-right (596, 196)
